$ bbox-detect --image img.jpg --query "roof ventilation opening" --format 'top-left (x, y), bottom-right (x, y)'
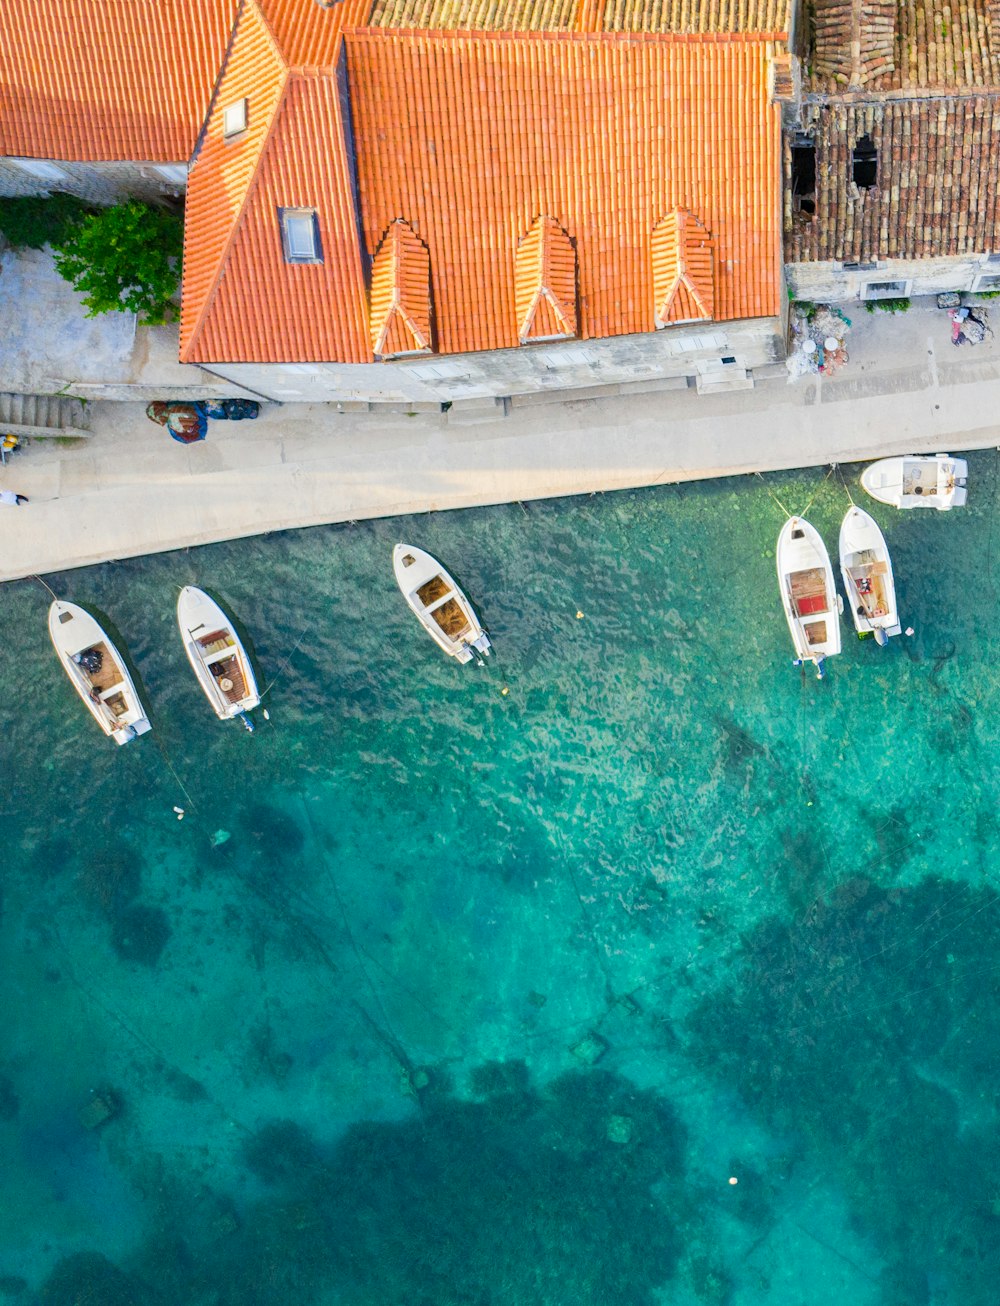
top-left (852, 134), bottom-right (877, 190)
top-left (791, 133), bottom-right (816, 216)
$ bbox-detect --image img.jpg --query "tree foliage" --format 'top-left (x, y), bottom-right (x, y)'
top-left (0, 192), bottom-right (93, 249)
top-left (52, 199), bottom-right (183, 325)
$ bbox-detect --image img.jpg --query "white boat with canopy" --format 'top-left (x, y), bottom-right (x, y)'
top-left (393, 544), bottom-right (491, 664)
top-left (776, 517), bottom-right (842, 677)
top-left (177, 586), bottom-right (259, 727)
top-left (48, 601), bottom-right (151, 745)
top-left (839, 506), bottom-right (902, 646)
top-left (860, 455), bottom-right (967, 510)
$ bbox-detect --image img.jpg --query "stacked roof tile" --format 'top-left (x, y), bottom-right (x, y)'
top-left (370, 220), bottom-right (433, 357)
top-left (0, 0), bottom-right (236, 161)
top-left (514, 218), bottom-right (578, 344)
top-left (370, 0), bottom-right (790, 29)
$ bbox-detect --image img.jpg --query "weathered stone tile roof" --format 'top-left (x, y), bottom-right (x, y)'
top-left (785, 97), bottom-right (1000, 262)
top-left (369, 0), bottom-right (791, 31)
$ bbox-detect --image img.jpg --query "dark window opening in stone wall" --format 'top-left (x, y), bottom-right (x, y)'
top-left (853, 135), bottom-right (877, 189)
top-left (791, 135), bottom-right (816, 216)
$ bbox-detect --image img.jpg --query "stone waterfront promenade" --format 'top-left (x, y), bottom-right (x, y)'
top-left (3, 301), bottom-right (1000, 583)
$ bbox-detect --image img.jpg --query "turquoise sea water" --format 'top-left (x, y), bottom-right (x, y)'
top-left (2, 457), bottom-right (1000, 1305)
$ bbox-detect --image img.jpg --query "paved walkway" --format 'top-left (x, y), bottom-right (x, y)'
top-left (3, 300), bottom-right (1000, 583)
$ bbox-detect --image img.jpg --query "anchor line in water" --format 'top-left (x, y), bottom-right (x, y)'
top-left (261, 624), bottom-right (310, 696)
top-left (295, 792), bottom-right (415, 1069)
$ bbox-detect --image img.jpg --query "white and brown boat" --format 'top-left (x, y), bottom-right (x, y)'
top-left (177, 586), bottom-right (259, 725)
top-left (776, 516), bottom-right (843, 678)
top-left (392, 544), bottom-right (491, 664)
top-left (860, 455), bottom-right (967, 510)
top-left (48, 601), bottom-right (151, 744)
top-left (839, 506), bottom-right (902, 646)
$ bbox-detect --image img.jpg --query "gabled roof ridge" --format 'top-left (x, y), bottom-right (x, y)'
top-left (181, 7), bottom-right (291, 361)
top-left (248, 0), bottom-right (289, 68)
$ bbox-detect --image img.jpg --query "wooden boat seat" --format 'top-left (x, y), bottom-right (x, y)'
top-left (416, 575), bottom-right (450, 607)
top-left (104, 691), bottom-right (129, 718)
top-left (789, 567), bottom-right (828, 617)
top-left (211, 654), bottom-right (246, 703)
top-left (81, 643), bottom-right (122, 693)
top-left (199, 631), bottom-right (232, 655)
top-left (431, 597), bottom-right (472, 639)
top-left (804, 619), bottom-right (828, 646)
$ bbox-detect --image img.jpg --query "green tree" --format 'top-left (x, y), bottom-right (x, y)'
top-left (52, 199), bottom-right (183, 325)
top-left (0, 192), bottom-right (93, 249)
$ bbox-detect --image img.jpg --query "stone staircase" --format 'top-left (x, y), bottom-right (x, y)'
top-left (0, 391), bottom-right (90, 439)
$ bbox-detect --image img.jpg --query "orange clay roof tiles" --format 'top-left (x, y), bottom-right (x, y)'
top-left (257, 0), bottom-right (373, 66)
top-left (370, 219), bottom-right (434, 357)
top-left (344, 32), bottom-right (781, 359)
top-left (0, 0), bottom-right (237, 161)
top-left (182, 17), bottom-right (782, 363)
top-left (515, 217), bottom-right (578, 343)
top-left (182, 45), bottom-right (370, 363)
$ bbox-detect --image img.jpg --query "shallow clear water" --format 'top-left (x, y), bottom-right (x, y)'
top-left (2, 458), bottom-right (1000, 1305)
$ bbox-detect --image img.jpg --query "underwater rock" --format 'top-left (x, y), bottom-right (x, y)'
top-left (77, 845), bottom-right (141, 919)
top-left (78, 1086), bottom-right (121, 1131)
top-left (110, 903), bottom-right (171, 967)
top-left (33, 1252), bottom-right (156, 1306)
top-left (527, 990), bottom-right (548, 1008)
top-left (243, 1120), bottom-right (320, 1187)
top-left (570, 1032), bottom-right (608, 1065)
top-left (0, 1076), bottom-right (19, 1121)
top-left (470, 1059), bottom-right (530, 1098)
top-left (210, 829), bottom-right (231, 848)
top-left (0, 1275), bottom-right (27, 1298)
top-left (616, 992), bottom-right (641, 1016)
top-left (607, 1114), bottom-right (633, 1144)
top-left (242, 802), bottom-right (305, 862)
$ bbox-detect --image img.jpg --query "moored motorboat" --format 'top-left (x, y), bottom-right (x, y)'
top-left (177, 586), bottom-right (259, 726)
top-left (839, 506), bottom-right (902, 646)
top-left (860, 454), bottom-right (967, 510)
top-left (776, 517), bottom-right (843, 677)
top-left (48, 601), bottom-right (151, 745)
top-left (392, 544), bottom-right (491, 663)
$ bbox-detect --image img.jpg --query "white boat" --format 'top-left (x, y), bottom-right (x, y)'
top-left (839, 506), bottom-right (902, 646)
top-left (177, 586), bottom-right (259, 724)
top-left (392, 544), bottom-right (491, 663)
top-left (48, 601), bottom-right (151, 745)
top-left (776, 517), bottom-right (842, 677)
top-left (860, 455), bottom-right (967, 510)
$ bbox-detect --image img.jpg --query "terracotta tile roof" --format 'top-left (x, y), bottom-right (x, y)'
top-left (0, 0), bottom-right (236, 161)
top-left (346, 32), bottom-right (781, 356)
top-left (257, 0), bottom-right (373, 66)
top-left (784, 98), bottom-right (1000, 263)
top-left (514, 217), bottom-right (578, 343)
top-left (805, 0), bottom-right (1000, 92)
top-left (652, 210), bottom-right (715, 324)
top-left (370, 219), bottom-right (433, 357)
top-left (182, 46), bottom-right (371, 362)
top-left (370, 0), bottom-right (790, 30)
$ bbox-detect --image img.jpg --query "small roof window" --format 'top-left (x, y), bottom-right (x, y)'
top-left (279, 208), bottom-right (322, 264)
top-left (222, 98), bottom-right (248, 139)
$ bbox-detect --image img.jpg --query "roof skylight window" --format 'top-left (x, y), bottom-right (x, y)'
top-left (222, 99), bottom-right (248, 139)
top-left (279, 208), bottom-right (323, 264)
